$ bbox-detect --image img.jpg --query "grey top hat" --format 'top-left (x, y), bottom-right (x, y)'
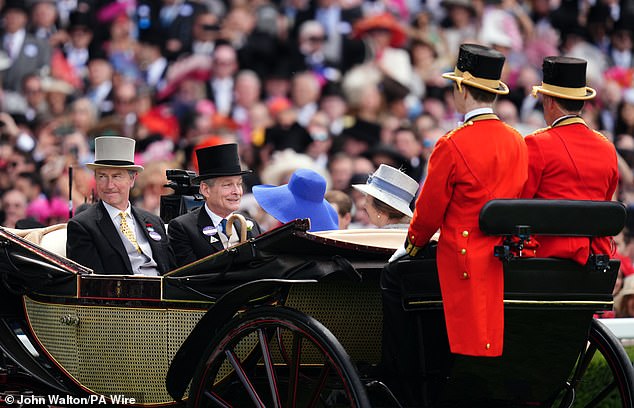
top-left (86, 136), bottom-right (144, 172)
top-left (352, 164), bottom-right (419, 217)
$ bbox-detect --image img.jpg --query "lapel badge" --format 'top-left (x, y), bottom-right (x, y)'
top-left (209, 236), bottom-right (219, 244)
top-left (149, 231), bottom-right (162, 241)
top-left (203, 226), bottom-right (217, 236)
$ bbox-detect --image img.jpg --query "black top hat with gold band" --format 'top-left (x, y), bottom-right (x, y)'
top-left (194, 143), bottom-right (252, 182)
top-left (441, 43), bottom-right (509, 95)
top-left (531, 56), bottom-right (596, 100)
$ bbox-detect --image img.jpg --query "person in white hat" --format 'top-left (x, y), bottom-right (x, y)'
top-left (352, 164), bottom-right (418, 229)
top-left (66, 136), bottom-right (175, 275)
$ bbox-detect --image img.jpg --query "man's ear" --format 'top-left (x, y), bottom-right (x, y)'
top-left (199, 181), bottom-right (209, 199)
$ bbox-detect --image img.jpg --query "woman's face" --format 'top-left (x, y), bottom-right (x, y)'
top-left (364, 195), bottom-right (382, 227)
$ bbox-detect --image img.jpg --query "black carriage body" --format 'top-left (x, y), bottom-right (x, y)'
top-left (0, 200), bottom-right (630, 407)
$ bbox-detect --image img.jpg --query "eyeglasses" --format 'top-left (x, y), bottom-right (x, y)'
top-left (306, 36), bottom-right (326, 43)
top-left (199, 23), bottom-right (220, 31)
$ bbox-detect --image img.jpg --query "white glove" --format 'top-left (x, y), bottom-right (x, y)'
top-left (389, 245), bottom-right (407, 263)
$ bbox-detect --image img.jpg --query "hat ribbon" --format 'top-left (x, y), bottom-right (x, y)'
top-left (531, 82), bottom-right (589, 98)
top-left (94, 159), bottom-right (136, 166)
top-left (454, 69), bottom-right (500, 92)
top-left (367, 175), bottom-right (413, 203)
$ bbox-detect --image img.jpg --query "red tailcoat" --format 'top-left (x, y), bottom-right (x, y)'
top-left (408, 114), bottom-right (528, 357)
top-left (521, 117), bottom-right (618, 264)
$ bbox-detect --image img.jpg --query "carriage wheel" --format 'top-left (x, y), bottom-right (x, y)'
top-left (188, 306), bottom-right (370, 408)
top-left (557, 319), bottom-right (634, 408)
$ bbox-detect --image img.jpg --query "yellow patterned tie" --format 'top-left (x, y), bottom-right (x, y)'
top-left (119, 212), bottom-right (141, 253)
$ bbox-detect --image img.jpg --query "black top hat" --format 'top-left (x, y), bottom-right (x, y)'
top-left (138, 25), bottom-right (164, 48)
top-left (321, 81), bottom-right (345, 99)
top-left (531, 56), bottom-right (596, 100)
top-left (69, 10), bottom-right (94, 31)
top-left (2, 0), bottom-right (28, 14)
top-left (194, 143), bottom-right (252, 182)
top-left (441, 43), bottom-right (509, 94)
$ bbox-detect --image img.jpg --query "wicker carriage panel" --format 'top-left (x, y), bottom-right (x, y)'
top-left (24, 299), bottom-right (209, 404)
top-left (75, 306), bottom-right (169, 403)
top-left (284, 281), bottom-right (382, 364)
top-left (24, 298), bottom-right (79, 375)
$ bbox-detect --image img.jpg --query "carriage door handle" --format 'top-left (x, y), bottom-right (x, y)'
top-left (60, 314), bottom-right (80, 326)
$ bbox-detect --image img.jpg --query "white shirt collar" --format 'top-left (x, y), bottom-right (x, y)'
top-left (464, 107), bottom-right (494, 122)
top-left (103, 201), bottom-right (132, 222)
top-left (204, 203), bottom-right (232, 228)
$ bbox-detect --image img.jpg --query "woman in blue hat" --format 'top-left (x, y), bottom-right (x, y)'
top-left (252, 168), bottom-right (339, 232)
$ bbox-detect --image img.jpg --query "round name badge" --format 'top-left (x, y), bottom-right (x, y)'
top-left (202, 226), bottom-right (217, 236)
top-left (149, 231), bottom-right (162, 241)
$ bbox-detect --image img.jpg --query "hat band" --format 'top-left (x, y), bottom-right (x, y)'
top-left (94, 159), bottom-right (136, 166)
top-left (535, 82), bottom-right (588, 98)
top-left (368, 175), bottom-right (413, 203)
top-left (454, 68), bottom-right (500, 91)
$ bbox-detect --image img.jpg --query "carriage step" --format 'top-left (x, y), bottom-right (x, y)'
top-left (365, 380), bottom-right (404, 408)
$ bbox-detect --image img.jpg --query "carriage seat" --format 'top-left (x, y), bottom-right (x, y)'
top-left (5, 223), bottom-right (67, 257)
top-left (311, 228), bottom-right (408, 249)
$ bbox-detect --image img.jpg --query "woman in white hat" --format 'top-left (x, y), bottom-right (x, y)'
top-left (352, 164), bottom-right (419, 229)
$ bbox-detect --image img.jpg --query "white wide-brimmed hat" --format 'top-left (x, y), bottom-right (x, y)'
top-left (86, 136), bottom-right (144, 172)
top-left (352, 164), bottom-right (419, 217)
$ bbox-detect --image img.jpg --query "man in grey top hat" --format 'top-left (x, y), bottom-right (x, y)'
top-left (66, 136), bottom-right (176, 275)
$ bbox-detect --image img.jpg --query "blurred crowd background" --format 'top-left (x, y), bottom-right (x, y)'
top-left (2, 0), bottom-right (634, 299)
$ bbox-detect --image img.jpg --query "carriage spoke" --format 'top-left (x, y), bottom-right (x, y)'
top-left (306, 361), bottom-right (332, 408)
top-left (258, 328), bottom-right (282, 408)
top-left (225, 349), bottom-right (266, 408)
top-left (584, 381), bottom-right (617, 408)
top-left (203, 390), bottom-right (233, 408)
top-left (569, 342), bottom-right (598, 388)
top-left (286, 332), bottom-right (303, 408)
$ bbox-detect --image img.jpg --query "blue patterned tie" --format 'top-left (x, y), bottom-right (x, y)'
top-left (220, 219), bottom-right (227, 234)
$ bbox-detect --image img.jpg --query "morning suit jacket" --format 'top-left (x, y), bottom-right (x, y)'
top-left (521, 117), bottom-right (619, 264)
top-left (2, 32), bottom-right (51, 92)
top-left (407, 114), bottom-right (528, 357)
top-left (167, 206), bottom-right (262, 267)
top-left (66, 201), bottom-right (176, 275)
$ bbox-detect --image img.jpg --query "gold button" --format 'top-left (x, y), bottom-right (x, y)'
top-left (460, 248), bottom-right (466, 255)
top-left (486, 343), bottom-right (491, 350)
top-left (462, 230), bottom-right (469, 237)
top-left (411, 235), bottom-right (415, 239)
top-left (463, 272), bottom-right (469, 279)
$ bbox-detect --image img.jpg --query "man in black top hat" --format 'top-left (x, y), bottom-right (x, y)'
top-left (168, 143), bottom-right (262, 267)
top-left (521, 56), bottom-right (618, 263)
top-left (381, 43), bottom-right (528, 405)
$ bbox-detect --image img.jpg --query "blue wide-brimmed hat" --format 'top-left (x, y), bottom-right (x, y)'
top-left (253, 168), bottom-right (339, 232)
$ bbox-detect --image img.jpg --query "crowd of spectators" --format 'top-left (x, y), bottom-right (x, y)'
top-left (2, 0), bottom-right (634, 303)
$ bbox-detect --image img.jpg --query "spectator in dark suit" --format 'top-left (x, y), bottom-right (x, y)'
top-left (1, 0), bottom-right (51, 92)
top-left (168, 143), bottom-right (262, 267)
top-left (67, 136), bottom-right (176, 275)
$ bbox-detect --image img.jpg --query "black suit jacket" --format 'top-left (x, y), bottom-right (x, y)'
top-left (66, 201), bottom-right (176, 275)
top-left (167, 206), bottom-right (262, 267)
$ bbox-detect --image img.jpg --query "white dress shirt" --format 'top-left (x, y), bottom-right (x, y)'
top-left (103, 201), bottom-right (159, 276)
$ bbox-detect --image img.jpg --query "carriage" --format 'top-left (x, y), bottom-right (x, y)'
top-left (0, 198), bottom-right (632, 407)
